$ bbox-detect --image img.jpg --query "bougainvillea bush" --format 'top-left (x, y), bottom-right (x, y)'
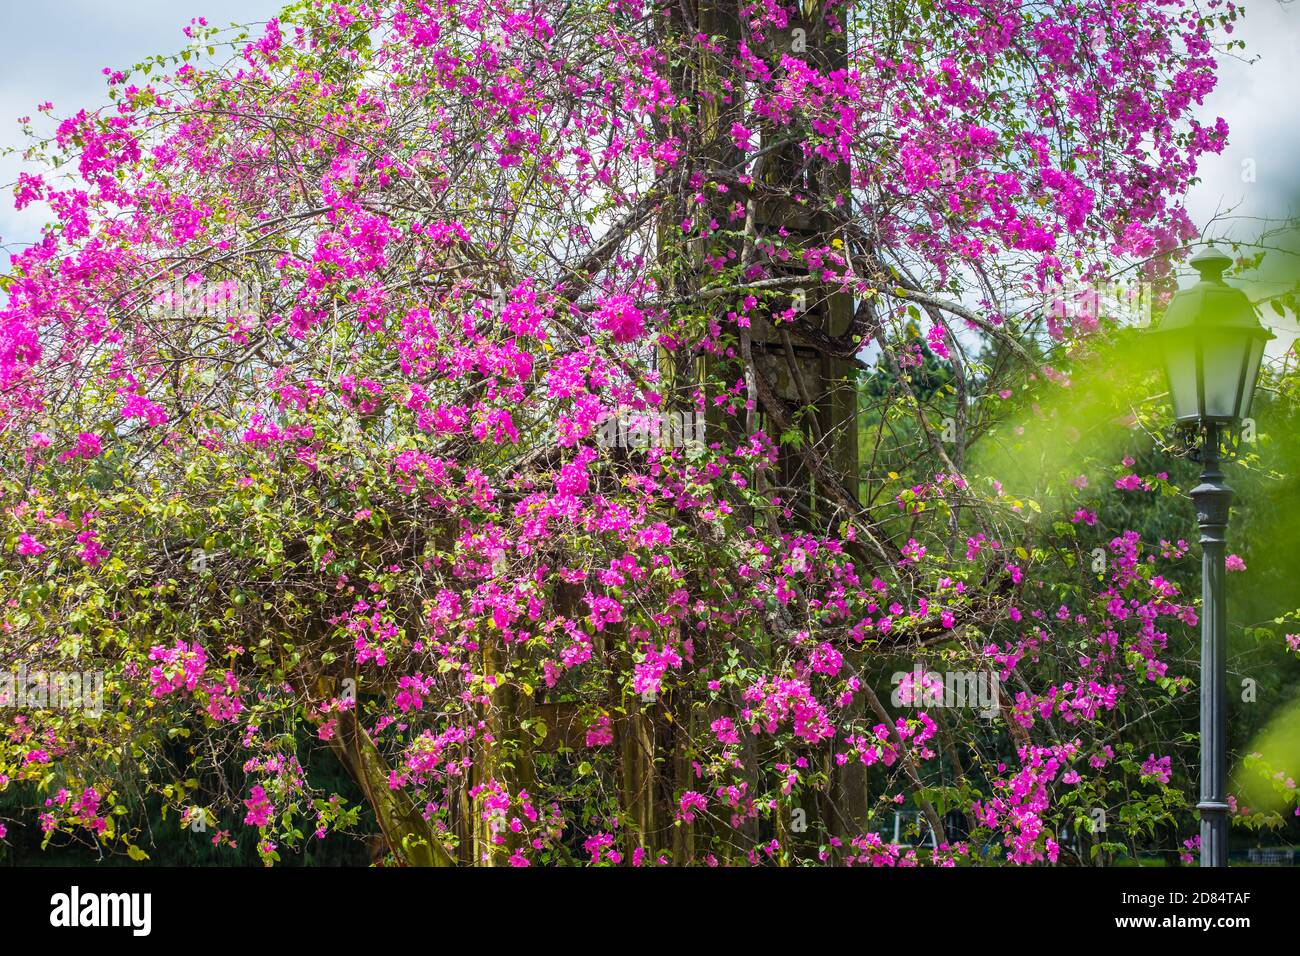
top-left (2, 0), bottom-right (1294, 865)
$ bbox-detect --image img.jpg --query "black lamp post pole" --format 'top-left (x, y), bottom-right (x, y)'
top-left (1190, 421), bottom-right (1231, 867)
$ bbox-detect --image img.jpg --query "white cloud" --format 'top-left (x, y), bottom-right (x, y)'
top-left (1188, 0), bottom-right (1300, 230)
top-left (0, 0), bottom-right (281, 249)
top-left (1186, 0), bottom-right (1300, 356)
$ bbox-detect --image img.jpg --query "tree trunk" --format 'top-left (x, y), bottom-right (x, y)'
top-left (328, 702), bottom-right (455, 867)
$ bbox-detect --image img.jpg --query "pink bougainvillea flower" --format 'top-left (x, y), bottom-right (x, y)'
top-left (584, 714), bottom-right (613, 748)
top-left (243, 786), bottom-right (274, 827)
top-left (594, 294), bottom-right (645, 344)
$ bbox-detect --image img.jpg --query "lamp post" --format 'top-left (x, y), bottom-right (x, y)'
top-left (1150, 245), bottom-right (1274, 867)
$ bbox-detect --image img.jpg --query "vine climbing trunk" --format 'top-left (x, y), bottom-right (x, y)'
top-left (325, 694), bottom-right (455, 867)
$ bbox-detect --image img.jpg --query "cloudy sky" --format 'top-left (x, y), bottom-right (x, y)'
top-left (0, 0), bottom-right (281, 249)
top-left (1187, 1), bottom-right (1300, 230)
top-left (1, 0), bottom-right (1298, 346)
top-left (1184, 0), bottom-right (1300, 353)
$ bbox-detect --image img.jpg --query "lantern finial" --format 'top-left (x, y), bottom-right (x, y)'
top-left (1189, 245), bottom-right (1232, 283)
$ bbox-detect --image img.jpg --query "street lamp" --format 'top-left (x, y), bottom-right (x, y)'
top-left (1149, 245), bottom-right (1274, 867)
